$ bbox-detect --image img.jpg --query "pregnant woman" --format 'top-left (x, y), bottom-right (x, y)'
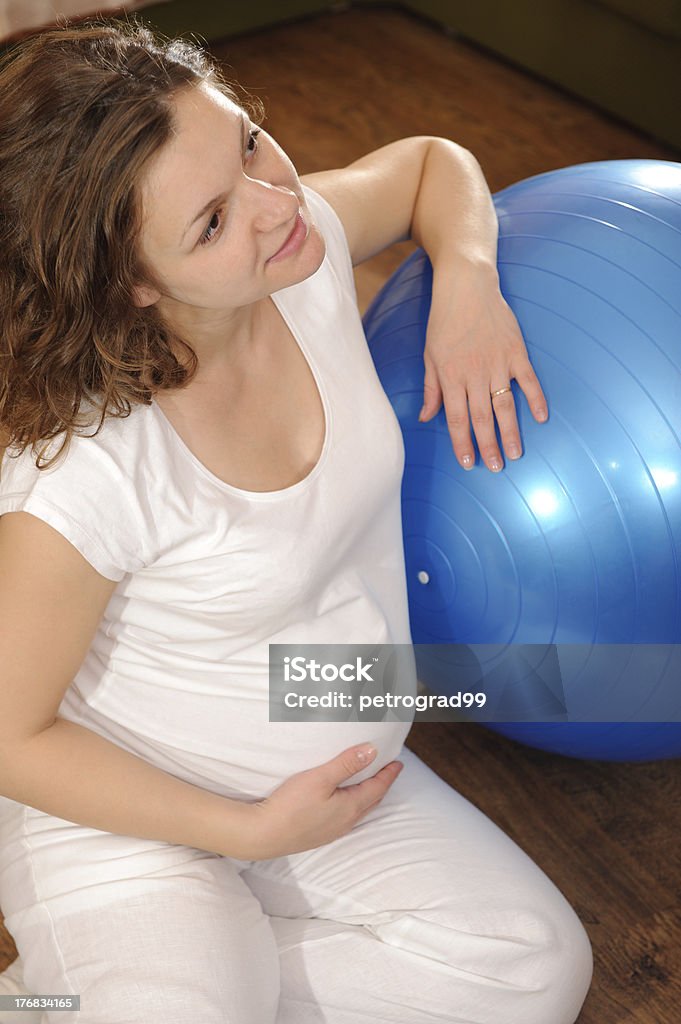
top-left (0, 19), bottom-right (592, 1024)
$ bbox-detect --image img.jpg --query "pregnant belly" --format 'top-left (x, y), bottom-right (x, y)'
top-left (62, 695), bottom-right (413, 801)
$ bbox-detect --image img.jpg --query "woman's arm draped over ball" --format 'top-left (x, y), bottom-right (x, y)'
top-left (303, 136), bottom-right (549, 471)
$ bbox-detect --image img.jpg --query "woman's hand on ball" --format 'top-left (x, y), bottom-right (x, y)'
top-left (420, 262), bottom-right (548, 472)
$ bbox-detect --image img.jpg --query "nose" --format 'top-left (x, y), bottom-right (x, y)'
top-left (244, 178), bottom-right (299, 232)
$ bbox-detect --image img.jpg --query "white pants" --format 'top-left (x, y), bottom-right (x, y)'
top-left (0, 745), bottom-right (592, 1024)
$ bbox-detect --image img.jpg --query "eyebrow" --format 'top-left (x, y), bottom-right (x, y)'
top-left (180, 110), bottom-right (248, 246)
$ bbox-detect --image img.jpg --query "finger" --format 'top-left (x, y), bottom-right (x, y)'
top-left (318, 743), bottom-right (378, 791)
top-left (350, 761), bottom-right (403, 811)
top-left (419, 360), bottom-right (443, 422)
top-left (491, 386), bottom-right (523, 461)
top-left (440, 380), bottom-right (476, 470)
top-left (468, 383), bottom-right (503, 472)
top-left (514, 360), bottom-right (549, 423)
top-left (357, 793), bottom-right (392, 819)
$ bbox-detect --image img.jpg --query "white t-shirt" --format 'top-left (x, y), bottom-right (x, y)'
top-left (0, 186), bottom-right (416, 800)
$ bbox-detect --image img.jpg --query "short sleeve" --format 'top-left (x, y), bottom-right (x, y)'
top-left (302, 184), bottom-right (358, 302)
top-left (0, 431), bottom-right (151, 582)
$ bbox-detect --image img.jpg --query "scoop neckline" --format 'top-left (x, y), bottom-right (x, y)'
top-left (151, 292), bottom-right (332, 501)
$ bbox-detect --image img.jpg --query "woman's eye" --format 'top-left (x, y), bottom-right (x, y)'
top-left (197, 129), bottom-right (261, 248)
top-left (199, 210), bottom-right (221, 246)
top-left (246, 127), bottom-right (261, 156)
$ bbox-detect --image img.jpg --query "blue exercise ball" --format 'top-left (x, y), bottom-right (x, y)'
top-left (363, 159), bottom-right (681, 762)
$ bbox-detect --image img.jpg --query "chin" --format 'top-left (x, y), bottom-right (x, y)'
top-left (277, 224), bottom-right (326, 287)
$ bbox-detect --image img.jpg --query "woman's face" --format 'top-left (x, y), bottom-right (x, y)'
top-left (135, 83), bottom-right (326, 325)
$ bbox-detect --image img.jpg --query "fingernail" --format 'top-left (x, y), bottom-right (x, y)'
top-left (357, 745), bottom-right (376, 763)
top-left (418, 407), bottom-right (427, 422)
top-left (536, 408), bottom-right (548, 422)
top-left (490, 458), bottom-right (502, 472)
top-left (462, 454), bottom-right (473, 470)
top-left (507, 444), bottom-right (521, 460)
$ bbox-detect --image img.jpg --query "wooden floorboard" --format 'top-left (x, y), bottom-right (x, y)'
top-left (2, 6), bottom-right (679, 1023)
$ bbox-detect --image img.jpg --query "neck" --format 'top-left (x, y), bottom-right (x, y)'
top-left (158, 296), bottom-right (272, 386)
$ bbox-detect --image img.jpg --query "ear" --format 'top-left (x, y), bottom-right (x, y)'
top-left (131, 282), bottom-right (161, 308)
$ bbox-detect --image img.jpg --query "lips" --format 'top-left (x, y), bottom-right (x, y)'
top-left (267, 211), bottom-right (307, 263)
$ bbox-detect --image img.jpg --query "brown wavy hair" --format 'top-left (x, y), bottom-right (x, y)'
top-left (0, 18), bottom-right (260, 471)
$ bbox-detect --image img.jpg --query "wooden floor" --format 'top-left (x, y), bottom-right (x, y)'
top-left (2, 6), bottom-right (679, 1023)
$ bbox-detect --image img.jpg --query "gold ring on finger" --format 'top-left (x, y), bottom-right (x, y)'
top-left (491, 385), bottom-right (512, 399)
